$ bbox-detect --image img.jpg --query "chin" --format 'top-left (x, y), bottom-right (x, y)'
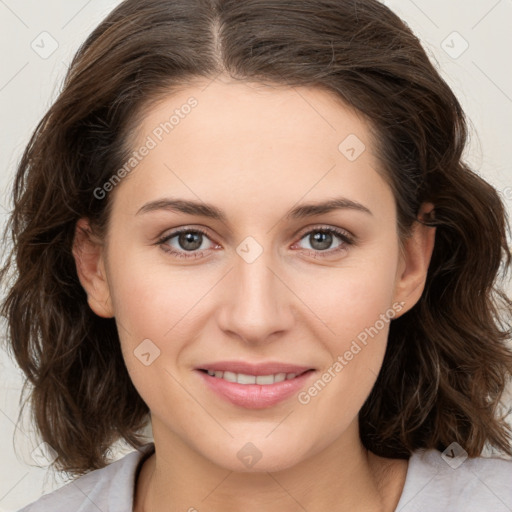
top-left (205, 440), bottom-right (308, 474)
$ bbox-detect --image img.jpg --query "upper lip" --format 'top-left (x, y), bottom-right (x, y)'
top-left (196, 361), bottom-right (314, 376)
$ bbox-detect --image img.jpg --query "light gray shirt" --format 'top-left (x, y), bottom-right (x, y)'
top-left (18, 443), bottom-right (512, 511)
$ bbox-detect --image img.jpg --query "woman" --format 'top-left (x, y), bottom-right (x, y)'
top-left (2, 0), bottom-right (512, 510)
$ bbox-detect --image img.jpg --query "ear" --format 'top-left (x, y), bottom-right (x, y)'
top-left (392, 202), bottom-right (436, 317)
top-left (72, 218), bottom-right (114, 318)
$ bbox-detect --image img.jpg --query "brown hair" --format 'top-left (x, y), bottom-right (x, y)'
top-left (1, 0), bottom-right (512, 475)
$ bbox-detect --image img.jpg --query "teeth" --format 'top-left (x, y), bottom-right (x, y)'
top-left (237, 373), bottom-right (256, 384)
top-left (205, 370), bottom-right (301, 385)
top-left (256, 374), bottom-right (276, 384)
top-left (223, 371), bottom-right (237, 383)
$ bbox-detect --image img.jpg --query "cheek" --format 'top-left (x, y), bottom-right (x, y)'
top-left (106, 239), bottom-right (211, 337)
top-left (295, 267), bottom-right (397, 439)
top-left (294, 242), bottom-right (399, 404)
top-left (298, 245), bottom-right (400, 341)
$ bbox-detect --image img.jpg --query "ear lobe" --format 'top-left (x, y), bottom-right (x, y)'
top-left (72, 218), bottom-right (114, 318)
top-left (392, 202), bottom-right (436, 317)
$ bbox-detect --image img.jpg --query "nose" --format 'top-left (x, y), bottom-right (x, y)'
top-left (215, 246), bottom-right (295, 345)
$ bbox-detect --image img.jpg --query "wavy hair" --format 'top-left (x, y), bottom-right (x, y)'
top-left (1, 0), bottom-right (512, 475)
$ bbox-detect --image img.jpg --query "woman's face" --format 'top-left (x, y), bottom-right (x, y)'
top-left (76, 77), bottom-right (434, 472)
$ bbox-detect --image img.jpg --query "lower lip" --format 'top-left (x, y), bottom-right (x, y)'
top-left (196, 370), bottom-right (315, 409)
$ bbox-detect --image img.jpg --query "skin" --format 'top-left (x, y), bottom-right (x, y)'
top-left (73, 76), bottom-right (436, 512)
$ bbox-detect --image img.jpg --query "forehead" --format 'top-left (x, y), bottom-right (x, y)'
top-left (136, 78), bottom-right (372, 158)
top-left (113, 78), bottom-right (393, 223)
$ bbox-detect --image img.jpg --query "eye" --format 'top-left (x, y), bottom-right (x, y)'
top-left (157, 227), bottom-right (218, 259)
top-left (292, 226), bottom-right (354, 257)
top-left (156, 225), bottom-right (354, 260)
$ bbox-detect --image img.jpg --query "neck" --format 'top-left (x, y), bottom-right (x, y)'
top-left (134, 418), bottom-right (408, 512)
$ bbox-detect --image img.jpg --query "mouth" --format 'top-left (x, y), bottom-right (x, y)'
top-left (195, 364), bottom-right (317, 409)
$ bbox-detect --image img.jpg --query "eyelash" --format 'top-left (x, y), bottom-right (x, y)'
top-left (156, 225), bottom-right (354, 260)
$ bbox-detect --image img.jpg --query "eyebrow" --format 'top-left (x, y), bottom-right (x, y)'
top-left (136, 196), bottom-right (372, 220)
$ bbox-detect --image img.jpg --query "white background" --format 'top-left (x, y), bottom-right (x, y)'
top-left (1, 0), bottom-right (511, 510)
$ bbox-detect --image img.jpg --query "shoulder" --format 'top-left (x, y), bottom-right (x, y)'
top-left (17, 443), bottom-right (154, 512)
top-left (395, 447), bottom-right (512, 511)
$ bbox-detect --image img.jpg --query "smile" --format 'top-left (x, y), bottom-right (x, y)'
top-left (196, 369), bottom-right (316, 409)
top-left (201, 369), bottom-right (309, 385)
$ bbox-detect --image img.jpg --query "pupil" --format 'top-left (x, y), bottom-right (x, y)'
top-left (179, 232), bottom-right (202, 251)
top-left (311, 231), bottom-right (332, 250)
